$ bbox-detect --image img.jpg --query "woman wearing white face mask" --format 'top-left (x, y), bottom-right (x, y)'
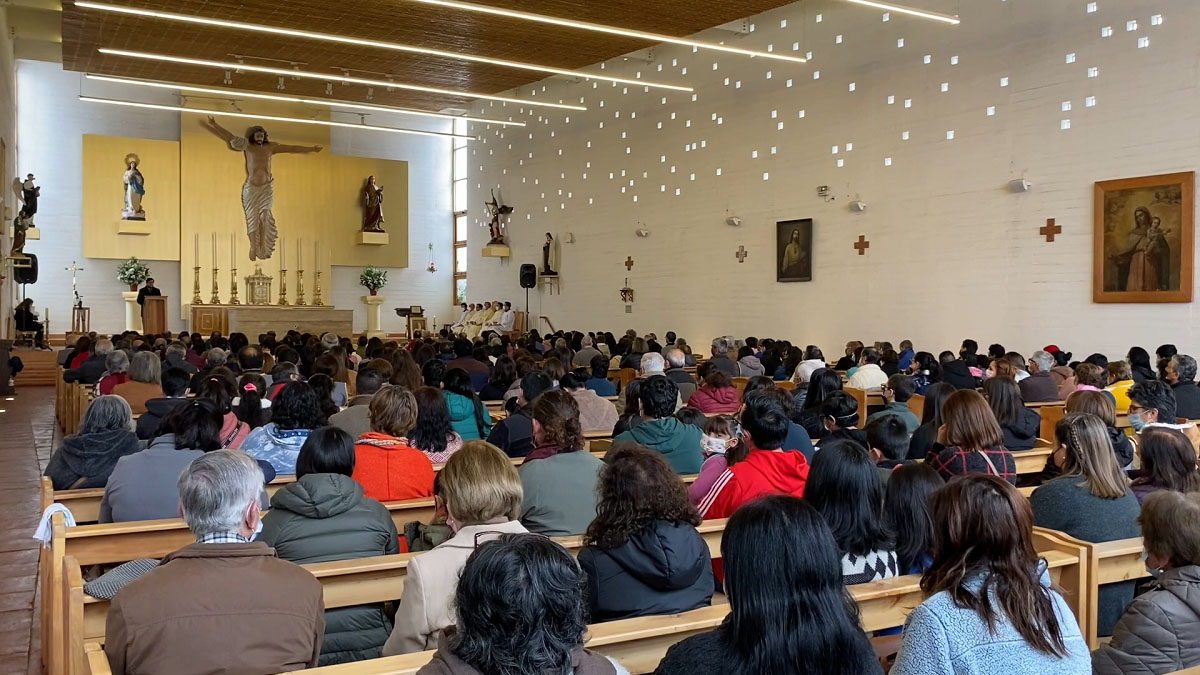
top-left (688, 415), bottom-right (746, 505)
top-left (382, 440), bottom-right (527, 656)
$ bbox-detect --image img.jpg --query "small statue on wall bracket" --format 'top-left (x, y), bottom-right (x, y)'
top-left (542, 232), bottom-right (558, 276)
top-left (122, 153), bottom-right (146, 220)
top-left (11, 174), bottom-right (39, 226)
top-left (484, 188), bottom-right (514, 245)
top-left (362, 175), bottom-right (386, 232)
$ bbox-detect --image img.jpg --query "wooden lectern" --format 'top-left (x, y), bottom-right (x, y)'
top-left (143, 296), bottom-right (167, 335)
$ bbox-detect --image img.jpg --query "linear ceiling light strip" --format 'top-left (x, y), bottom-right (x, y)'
top-left (85, 74), bottom-right (526, 126)
top-left (406, 0), bottom-right (807, 63)
top-left (97, 48), bottom-right (588, 111)
top-left (842, 0), bottom-right (960, 24)
top-left (79, 96), bottom-right (477, 139)
top-left (75, 1), bottom-right (693, 92)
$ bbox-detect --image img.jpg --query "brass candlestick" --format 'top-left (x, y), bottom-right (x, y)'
top-left (295, 269), bottom-right (306, 306)
top-left (210, 267), bottom-right (221, 304)
top-left (228, 266), bottom-right (240, 304)
top-left (192, 266), bottom-right (204, 305)
top-left (278, 268), bottom-right (289, 306)
top-left (312, 271), bottom-right (324, 306)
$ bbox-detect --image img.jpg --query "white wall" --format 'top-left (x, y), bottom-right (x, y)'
top-left (0, 13), bottom-right (20, 330)
top-left (465, 0), bottom-right (1200, 359)
top-left (17, 60), bottom-right (184, 333)
top-left (17, 61), bottom-right (454, 335)
top-left (330, 123), bottom-right (454, 334)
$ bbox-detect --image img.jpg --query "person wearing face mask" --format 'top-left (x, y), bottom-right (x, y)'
top-left (1030, 413), bottom-right (1141, 638)
top-left (688, 415), bottom-right (746, 504)
top-left (104, 451), bottom-right (325, 675)
top-left (382, 440), bottom-right (527, 656)
top-left (1127, 380), bottom-right (1200, 454)
top-left (1092, 490), bottom-right (1200, 674)
top-left (815, 390), bottom-right (869, 450)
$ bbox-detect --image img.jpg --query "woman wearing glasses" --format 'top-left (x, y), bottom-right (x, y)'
top-left (382, 440), bottom-right (527, 656)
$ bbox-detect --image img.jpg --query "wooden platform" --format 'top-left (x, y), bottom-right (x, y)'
top-left (15, 348), bottom-right (59, 386)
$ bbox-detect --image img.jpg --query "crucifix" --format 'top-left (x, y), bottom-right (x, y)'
top-left (735, 245), bottom-right (749, 263)
top-left (854, 235), bottom-right (870, 256)
top-left (65, 261), bottom-right (85, 307)
top-left (1040, 218), bottom-right (1062, 243)
top-left (624, 256), bottom-right (635, 271)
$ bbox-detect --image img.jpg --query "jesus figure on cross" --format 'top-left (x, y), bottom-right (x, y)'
top-left (201, 116), bottom-right (323, 261)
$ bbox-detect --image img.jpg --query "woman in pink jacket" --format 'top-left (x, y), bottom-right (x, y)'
top-left (687, 363), bottom-right (741, 414)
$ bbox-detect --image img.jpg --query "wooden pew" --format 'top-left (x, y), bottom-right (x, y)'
top-left (907, 393), bottom-right (925, 419)
top-left (79, 528), bottom-right (1092, 675)
top-left (1039, 405), bottom-right (1066, 442)
top-left (71, 520), bottom-right (727, 650)
top-left (45, 445), bottom-right (619, 525)
top-left (1013, 447), bottom-right (1053, 475)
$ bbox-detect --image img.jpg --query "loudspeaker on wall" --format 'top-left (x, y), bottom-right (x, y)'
top-left (519, 264), bottom-right (537, 289)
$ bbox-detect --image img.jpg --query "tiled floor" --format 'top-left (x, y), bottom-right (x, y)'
top-left (0, 386), bottom-right (56, 675)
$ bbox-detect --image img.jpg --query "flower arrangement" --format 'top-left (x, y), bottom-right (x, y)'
top-left (359, 265), bottom-right (388, 295)
top-left (117, 257), bottom-right (151, 291)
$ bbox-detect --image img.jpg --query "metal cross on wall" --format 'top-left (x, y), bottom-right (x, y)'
top-left (1040, 218), bottom-right (1062, 243)
top-left (735, 246), bottom-right (748, 263)
top-left (625, 256), bottom-right (635, 271)
top-left (854, 235), bottom-right (870, 255)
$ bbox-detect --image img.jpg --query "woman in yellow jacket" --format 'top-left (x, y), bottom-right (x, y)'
top-left (1106, 361), bottom-right (1135, 413)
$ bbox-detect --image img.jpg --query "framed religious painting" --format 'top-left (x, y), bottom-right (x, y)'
top-left (1094, 171), bottom-right (1194, 303)
top-left (777, 218), bottom-right (813, 282)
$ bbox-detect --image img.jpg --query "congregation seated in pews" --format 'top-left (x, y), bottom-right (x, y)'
top-left (43, 328), bottom-right (1200, 674)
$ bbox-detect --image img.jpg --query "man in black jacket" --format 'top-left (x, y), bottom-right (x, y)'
top-left (707, 337), bottom-right (737, 376)
top-left (63, 338), bottom-right (113, 385)
top-left (487, 372), bottom-right (553, 458)
top-left (136, 368), bottom-right (192, 439)
top-left (939, 350), bottom-right (980, 391)
top-left (1019, 351), bottom-right (1060, 402)
top-left (1166, 354), bottom-right (1200, 420)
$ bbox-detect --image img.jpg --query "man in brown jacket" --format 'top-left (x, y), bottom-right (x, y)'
top-left (104, 450), bottom-right (324, 675)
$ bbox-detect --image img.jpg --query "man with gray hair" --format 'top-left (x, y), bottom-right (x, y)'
top-left (189, 347), bottom-right (229, 394)
top-left (573, 334), bottom-right (602, 368)
top-left (709, 337), bottom-right (737, 376)
top-left (64, 337), bottom-right (114, 385)
top-left (105, 450), bottom-right (324, 674)
top-left (664, 348), bottom-right (698, 402)
top-left (1019, 350), bottom-right (1061, 402)
top-left (164, 341), bottom-right (198, 375)
top-left (1165, 354), bottom-right (1200, 419)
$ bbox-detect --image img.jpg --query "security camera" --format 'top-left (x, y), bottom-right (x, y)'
top-left (849, 200), bottom-right (868, 212)
top-left (726, 216), bottom-right (742, 227)
top-left (636, 228), bottom-right (650, 238)
top-left (1009, 178), bottom-right (1033, 193)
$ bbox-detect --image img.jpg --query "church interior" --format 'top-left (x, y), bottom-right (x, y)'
top-left (3, 0), bottom-right (1200, 673)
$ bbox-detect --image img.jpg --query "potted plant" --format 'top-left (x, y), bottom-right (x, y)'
top-left (359, 265), bottom-right (387, 296)
top-left (117, 257), bottom-right (151, 292)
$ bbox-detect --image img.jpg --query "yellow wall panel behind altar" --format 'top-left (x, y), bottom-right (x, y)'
top-left (178, 104), bottom-right (408, 318)
top-left (82, 135), bottom-right (180, 260)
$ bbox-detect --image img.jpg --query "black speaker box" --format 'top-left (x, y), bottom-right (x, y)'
top-left (519, 264), bottom-right (537, 289)
top-left (14, 254), bottom-right (37, 285)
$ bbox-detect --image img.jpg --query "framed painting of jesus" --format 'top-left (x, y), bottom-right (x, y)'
top-left (1094, 171), bottom-right (1194, 303)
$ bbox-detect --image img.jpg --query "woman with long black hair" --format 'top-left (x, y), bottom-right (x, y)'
top-left (442, 368), bottom-right (493, 441)
top-left (795, 367), bottom-right (843, 439)
top-left (883, 463), bottom-right (944, 574)
top-left (804, 439), bottom-right (899, 584)
top-left (653, 495), bottom-right (882, 675)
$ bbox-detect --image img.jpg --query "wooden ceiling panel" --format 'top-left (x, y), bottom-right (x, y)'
top-left (62, 0), bottom-right (796, 114)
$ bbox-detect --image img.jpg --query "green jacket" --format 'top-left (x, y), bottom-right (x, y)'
top-left (613, 417), bottom-right (704, 474)
top-left (866, 401), bottom-right (921, 434)
top-left (259, 473), bottom-right (400, 665)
